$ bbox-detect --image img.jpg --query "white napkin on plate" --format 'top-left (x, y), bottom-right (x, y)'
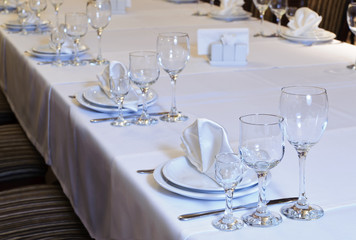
top-left (96, 61), bottom-right (139, 111)
top-left (181, 118), bottom-right (234, 180)
top-left (217, 0), bottom-right (244, 16)
top-left (286, 7), bottom-right (322, 37)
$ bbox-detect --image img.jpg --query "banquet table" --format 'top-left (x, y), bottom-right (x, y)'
top-left (0, 0), bottom-right (356, 239)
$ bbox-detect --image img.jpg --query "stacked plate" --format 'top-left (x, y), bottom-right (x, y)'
top-left (281, 28), bottom-right (336, 44)
top-left (208, 9), bottom-right (250, 22)
top-left (153, 156), bottom-right (263, 200)
top-left (5, 20), bottom-right (50, 32)
top-left (75, 85), bottom-right (158, 113)
top-left (28, 44), bottom-right (89, 60)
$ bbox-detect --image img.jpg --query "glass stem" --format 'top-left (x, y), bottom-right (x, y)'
top-left (140, 87), bottom-right (149, 119)
top-left (55, 45), bottom-right (61, 64)
top-left (260, 13), bottom-right (264, 35)
top-left (169, 74), bottom-right (178, 116)
top-left (55, 10), bottom-right (59, 27)
top-left (97, 28), bottom-right (103, 62)
top-left (117, 96), bottom-right (125, 122)
top-left (73, 38), bottom-right (80, 64)
top-left (297, 150), bottom-right (308, 207)
top-left (256, 172), bottom-right (268, 215)
top-left (224, 188), bottom-right (234, 218)
top-left (277, 17), bottom-right (281, 36)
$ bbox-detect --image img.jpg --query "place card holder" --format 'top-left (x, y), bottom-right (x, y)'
top-left (110, 0), bottom-right (131, 14)
top-left (210, 41), bottom-right (248, 66)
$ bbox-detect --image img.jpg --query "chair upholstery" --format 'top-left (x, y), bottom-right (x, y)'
top-left (0, 124), bottom-right (47, 190)
top-left (0, 184), bottom-right (93, 239)
top-left (0, 90), bottom-right (17, 125)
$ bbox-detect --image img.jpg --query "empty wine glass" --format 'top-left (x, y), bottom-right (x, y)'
top-left (347, 3), bottom-right (356, 70)
top-left (239, 114), bottom-right (285, 227)
top-left (156, 32), bottom-right (190, 122)
top-left (212, 152), bottom-right (246, 231)
top-left (252, 0), bottom-right (271, 37)
top-left (269, 0), bottom-right (287, 37)
top-left (50, 25), bottom-right (66, 66)
top-left (128, 51), bottom-right (160, 126)
top-left (29, 0), bottom-right (47, 34)
top-left (17, 2), bottom-right (29, 35)
top-left (109, 75), bottom-right (131, 127)
top-left (2, 0), bottom-right (9, 14)
top-left (87, 0), bottom-right (111, 65)
top-left (286, 0), bottom-right (305, 21)
top-left (280, 86), bottom-right (328, 221)
top-left (50, 0), bottom-right (63, 27)
top-left (65, 12), bottom-right (88, 66)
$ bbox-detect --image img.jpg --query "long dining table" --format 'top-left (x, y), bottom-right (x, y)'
top-left (0, 0), bottom-right (356, 239)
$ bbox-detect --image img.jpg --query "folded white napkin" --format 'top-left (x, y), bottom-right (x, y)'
top-left (217, 0), bottom-right (244, 16)
top-left (286, 7), bottom-right (322, 37)
top-left (181, 118), bottom-right (234, 180)
top-left (96, 61), bottom-right (139, 111)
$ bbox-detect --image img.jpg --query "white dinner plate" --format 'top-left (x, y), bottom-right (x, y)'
top-left (154, 162), bottom-right (266, 200)
top-left (208, 10), bottom-right (250, 21)
top-left (162, 156), bottom-right (257, 192)
top-left (281, 29), bottom-right (336, 44)
top-left (32, 44), bottom-right (88, 56)
top-left (166, 0), bottom-right (197, 3)
top-left (82, 85), bottom-right (157, 108)
top-left (5, 20), bottom-right (49, 31)
top-left (75, 87), bottom-right (157, 113)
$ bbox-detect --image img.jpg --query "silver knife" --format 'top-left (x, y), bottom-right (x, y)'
top-left (90, 112), bottom-right (169, 123)
top-left (178, 197), bottom-right (298, 221)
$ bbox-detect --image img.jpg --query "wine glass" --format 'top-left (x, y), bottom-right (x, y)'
top-left (212, 152), bottom-right (246, 231)
top-left (347, 3), bottom-right (356, 70)
top-left (109, 75), bottom-right (131, 127)
top-left (252, 0), bottom-right (271, 37)
top-left (50, 25), bottom-right (66, 66)
top-left (128, 51), bottom-right (160, 126)
top-left (50, 0), bottom-right (63, 27)
top-left (86, 0), bottom-right (111, 65)
top-left (269, 0), bottom-right (287, 37)
top-left (17, 1), bottom-right (29, 35)
top-left (156, 32), bottom-right (190, 122)
top-left (29, 0), bottom-right (47, 34)
top-left (286, 0), bottom-right (306, 21)
top-left (2, 0), bottom-right (9, 14)
top-left (280, 86), bottom-right (328, 221)
top-left (239, 114), bottom-right (285, 227)
top-left (65, 12), bottom-right (88, 66)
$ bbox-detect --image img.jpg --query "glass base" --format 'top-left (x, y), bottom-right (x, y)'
top-left (212, 215), bottom-right (244, 231)
top-left (243, 210), bottom-right (282, 227)
top-left (111, 119), bottom-right (131, 127)
top-left (71, 59), bottom-right (87, 66)
top-left (347, 64), bottom-right (356, 70)
top-left (160, 113), bottom-right (188, 122)
top-left (134, 117), bottom-right (158, 126)
top-left (281, 203), bottom-right (324, 221)
top-left (89, 58), bottom-right (109, 65)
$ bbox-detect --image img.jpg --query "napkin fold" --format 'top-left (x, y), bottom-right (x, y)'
top-left (96, 61), bottom-right (139, 111)
top-left (218, 0), bottom-right (244, 16)
top-left (286, 7), bottom-right (322, 37)
top-left (181, 118), bottom-right (233, 180)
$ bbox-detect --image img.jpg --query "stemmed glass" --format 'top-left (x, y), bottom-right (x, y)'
top-left (50, 25), bottom-right (66, 66)
top-left (280, 86), bottom-right (328, 220)
top-left (50, 0), bottom-right (63, 27)
top-left (65, 12), bottom-right (88, 66)
top-left (109, 75), bottom-right (131, 127)
top-left (17, 1), bottom-right (29, 35)
top-left (86, 0), bottom-right (111, 65)
top-left (212, 152), bottom-right (246, 231)
top-left (128, 51), bottom-right (160, 126)
top-left (156, 32), bottom-right (190, 122)
top-left (252, 0), bottom-right (271, 37)
top-left (2, 0), bottom-right (9, 14)
top-left (347, 3), bottom-right (356, 70)
top-left (29, 0), bottom-right (47, 34)
top-left (239, 114), bottom-right (285, 227)
top-left (269, 0), bottom-right (287, 37)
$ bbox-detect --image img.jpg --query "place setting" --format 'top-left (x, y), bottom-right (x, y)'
top-left (208, 0), bottom-right (250, 22)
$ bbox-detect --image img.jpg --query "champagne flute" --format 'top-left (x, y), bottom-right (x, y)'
top-left (29, 0), bottom-right (47, 34)
top-left (347, 3), bottom-right (356, 70)
top-left (212, 152), bottom-right (246, 231)
top-left (252, 0), bottom-right (271, 37)
top-left (50, 0), bottom-right (63, 27)
top-left (109, 75), bottom-right (131, 127)
top-left (156, 32), bottom-right (190, 122)
top-left (65, 12), bottom-right (88, 66)
top-left (239, 114), bottom-right (285, 227)
top-left (269, 0), bottom-right (287, 37)
top-left (128, 51), bottom-right (160, 126)
top-left (86, 0), bottom-right (111, 65)
top-left (50, 25), bottom-right (66, 66)
top-left (280, 86), bottom-right (328, 220)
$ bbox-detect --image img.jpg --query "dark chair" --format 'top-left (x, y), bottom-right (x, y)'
top-left (0, 184), bottom-right (93, 239)
top-left (0, 90), bottom-right (17, 125)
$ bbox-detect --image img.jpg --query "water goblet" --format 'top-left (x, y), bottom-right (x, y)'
top-left (280, 86), bottom-right (328, 220)
top-left (109, 75), bottom-right (131, 127)
top-left (50, 25), bottom-right (66, 66)
top-left (212, 152), bottom-right (246, 231)
top-left (29, 0), bottom-right (47, 34)
top-left (252, 0), bottom-right (271, 37)
top-left (50, 0), bottom-right (63, 27)
top-left (347, 3), bottom-right (356, 70)
top-left (239, 114), bottom-right (285, 227)
top-left (156, 32), bottom-right (190, 122)
top-left (128, 51), bottom-right (160, 126)
top-left (86, 0), bottom-right (111, 65)
top-left (269, 0), bottom-right (287, 37)
top-left (65, 12), bottom-right (88, 66)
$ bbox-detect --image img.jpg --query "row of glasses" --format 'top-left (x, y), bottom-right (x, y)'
top-left (213, 86), bottom-right (328, 231)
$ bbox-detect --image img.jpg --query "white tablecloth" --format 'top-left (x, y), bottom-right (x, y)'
top-left (0, 0), bottom-right (355, 239)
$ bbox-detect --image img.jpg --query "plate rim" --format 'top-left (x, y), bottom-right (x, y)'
top-left (281, 29), bottom-right (336, 43)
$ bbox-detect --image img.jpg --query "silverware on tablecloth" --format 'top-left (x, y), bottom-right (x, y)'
top-left (136, 169), bottom-right (155, 174)
top-left (90, 112), bottom-right (170, 123)
top-left (178, 197), bottom-right (298, 221)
